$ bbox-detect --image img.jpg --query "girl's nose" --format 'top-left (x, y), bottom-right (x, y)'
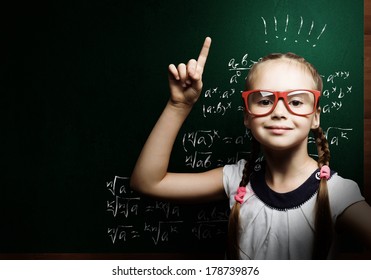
top-left (271, 99), bottom-right (288, 118)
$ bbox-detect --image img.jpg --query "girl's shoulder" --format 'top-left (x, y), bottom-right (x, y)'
top-left (327, 171), bottom-right (362, 196)
top-left (327, 172), bottom-right (365, 219)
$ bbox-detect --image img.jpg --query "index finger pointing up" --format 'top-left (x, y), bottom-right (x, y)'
top-left (196, 37), bottom-right (212, 73)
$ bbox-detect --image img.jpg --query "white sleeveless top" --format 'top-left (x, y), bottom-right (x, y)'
top-left (223, 159), bottom-right (364, 259)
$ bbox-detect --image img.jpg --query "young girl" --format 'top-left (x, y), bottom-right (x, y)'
top-left (130, 37), bottom-right (371, 259)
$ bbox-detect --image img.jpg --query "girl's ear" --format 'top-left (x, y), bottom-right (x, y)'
top-left (244, 111), bottom-right (251, 128)
top-left (311, 107), bottom-right (321, 129)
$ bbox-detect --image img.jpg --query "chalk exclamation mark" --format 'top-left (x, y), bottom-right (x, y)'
top-left (313, 24), bottom-right (327, 47)
top-left (295, 16), bottom-right (304, 43)
top-left (274, 16), bottom-right (279, 39)
top-left (307, 21), bottom-right (314, 43)
top-left (283, 14), bottom-right (289, 41)
top-left (261, 17), bottom-right (268, 43)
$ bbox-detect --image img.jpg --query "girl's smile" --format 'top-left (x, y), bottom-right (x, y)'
top-left (264, 125), bottom-right (294, 135)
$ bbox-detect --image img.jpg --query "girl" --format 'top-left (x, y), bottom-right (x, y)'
top-left (130, 37), bottom-right (371, 259)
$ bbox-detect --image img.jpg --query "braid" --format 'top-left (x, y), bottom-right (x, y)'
top-left (240, 137), bottom-right (260, 186)
top-left (226, 137), bottom-right (260, 259)
top-left (312, 127), bottom-right (333, 259)
top-left (313, 126), bottom-right (330, 167)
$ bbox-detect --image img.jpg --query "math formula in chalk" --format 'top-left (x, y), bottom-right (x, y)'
top-left (106, 177), bottom-right (228, 248)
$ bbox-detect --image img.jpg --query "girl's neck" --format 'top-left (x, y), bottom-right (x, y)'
top-left (263, 147), bottom-right (318, 193)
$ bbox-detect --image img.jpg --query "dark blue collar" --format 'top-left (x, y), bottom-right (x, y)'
top-left (250, 163), bottom-right (334, 211)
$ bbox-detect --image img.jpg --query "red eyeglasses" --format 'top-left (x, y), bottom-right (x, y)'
top-left (242, 89), bottom-right (321, 117)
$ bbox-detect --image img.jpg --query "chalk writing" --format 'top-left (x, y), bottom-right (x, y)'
top-left (201, 87), bottom-right (241, 118)
top-left (145, 201), bottom-right (180, 219)
top-left (108, 225), bottom-right (140, 244)
top-left (192, 206), bottom-right (229, 240)
top-left (202, 101), bottom-right (233, 118)
top-left (325, 127), bottom-right (353, 146)
top-left (322, 71), bottom-right (352, 114)
top-left (326, 71), bottom-right (350, 83)
top-left (197, 206), bottom-right (229, 222)
top-left (183, 130), bottom-right (219, 152)
top-left (106, 176), bottom-right (140, 218)
top-left (192, 222), bottom-right (226, 240)
top-left (106, 176), bottom-right (229, 247)
top-left (204, 87), bottom-right (236, 99)
top-left (228, 55), bottom-right (258, 84)
top-left (144, 221), bottom-right (182, 245)
top-left (261, 15), bottom-right (327, 47)
top-left (182, 129), bottom-right (252, 169)
top-left (106, 196), bottom-right (140, 218)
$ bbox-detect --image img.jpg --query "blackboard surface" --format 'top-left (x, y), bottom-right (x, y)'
top-left (2, 0), bottom-right (363, 255)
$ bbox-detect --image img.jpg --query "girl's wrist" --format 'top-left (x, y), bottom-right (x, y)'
top-left (166, 99), bottom-right (194, 115)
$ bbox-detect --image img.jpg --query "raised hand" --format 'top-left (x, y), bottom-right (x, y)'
top-left (131, 36), bottom-right (225, 203)
top-left (168, 37), bottom-right (211, 108)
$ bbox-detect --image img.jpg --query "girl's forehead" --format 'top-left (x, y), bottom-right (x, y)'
top-left (252, 59), bottom-right (316, 89)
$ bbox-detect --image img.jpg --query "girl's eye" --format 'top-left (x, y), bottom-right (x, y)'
top-left (289, 100), bottom-right (303, 107)
top-left (258, 99), bottom-right (273, 106)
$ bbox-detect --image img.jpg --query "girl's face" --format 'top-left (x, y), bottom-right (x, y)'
top-left (244, 59), bottom-right (320, 151)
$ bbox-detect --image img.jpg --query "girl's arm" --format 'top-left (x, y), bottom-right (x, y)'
top-left (130, 37), bottom-right (226, 203)
top-left (336, 200), bottom-right (371, 252)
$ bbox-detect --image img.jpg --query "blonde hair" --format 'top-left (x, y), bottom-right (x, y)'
top-left (226, 53), bottom-right (332, 259)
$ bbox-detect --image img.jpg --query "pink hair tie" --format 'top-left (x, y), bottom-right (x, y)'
top-left (320, 165), bottom-right (330, 180)
top-left (234, 186), bottom-right (247, 204)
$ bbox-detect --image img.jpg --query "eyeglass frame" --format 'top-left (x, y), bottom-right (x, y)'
top-left (241, 89), bottom-right (321, 117)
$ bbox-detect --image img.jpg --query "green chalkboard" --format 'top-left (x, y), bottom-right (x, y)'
top-left (1, 0), bottom-right (363, 255)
